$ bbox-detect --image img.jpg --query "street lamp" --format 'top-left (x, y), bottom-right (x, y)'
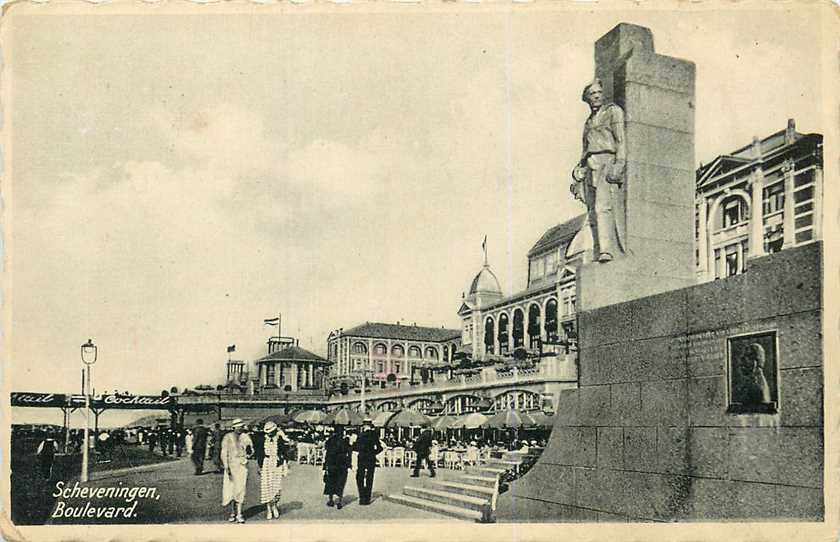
top-left (80, 339), bottom-right (97, 482)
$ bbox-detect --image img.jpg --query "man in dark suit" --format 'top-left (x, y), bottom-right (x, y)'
top-left (191, 419), bottom-right (209, 475)
top-left (353, 419), bottom-right (383, 505)
top-left (411, 426), bottom-right (435, 478)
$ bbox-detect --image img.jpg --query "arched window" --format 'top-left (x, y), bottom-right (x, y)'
top-left (374, 343), bottom-right (387, 356)
top-left (512, 309), bottom-right (525, 348)
top-left (443, 346), bottom-right (449, 360)
top-left (425, 347), bottom-right (439, 360)
top-left (544, 299), bottom-right (558, 342)
top-left (408, 345), bottom-right (422, 358)
top-left (498, 313), bottom-right (510, 353)
top-left (528, 304), bottom-right (541, 348)
top-left (484, 317), bottom-right (495, 354)
top-left (352, 342), bottom-right (367, 355)
top-left (719, 195), bottom-right (748, 230)
top-left (392, 344), bottom-right (404, 358)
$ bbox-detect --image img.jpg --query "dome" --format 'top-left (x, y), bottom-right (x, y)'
top-left (469, 265), bottom-right (502, 295)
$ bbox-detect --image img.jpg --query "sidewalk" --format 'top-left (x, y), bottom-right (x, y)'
top-left (48, 457), bottom-right (448, 524)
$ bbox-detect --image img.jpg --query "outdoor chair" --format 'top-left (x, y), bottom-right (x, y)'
top-left (392, 447), bottom-right (405, 467)
top-left (381, 448), bottom-right (393, 467)
top-left (444, 451), bottom-right (462, 470)
top-left (405, 450), bottom-right (417, 469)
top-left (429, 447), bottom-right (441, 467)
top-left (297, 443), bottom-right (311, 464)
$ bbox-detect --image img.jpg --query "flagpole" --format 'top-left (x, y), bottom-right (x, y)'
top-left (278, 312), bottom-right (282, 341)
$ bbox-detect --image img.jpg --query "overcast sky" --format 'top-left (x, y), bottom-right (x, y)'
top-left (5, 5), bottom-right (828, 426)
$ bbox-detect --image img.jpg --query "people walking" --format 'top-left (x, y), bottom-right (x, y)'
top-left (323, 425), bottom-right (352, 509)
top-left (221, 419), bottom-right (253, 524)
top-left (212, 422), bottom-right (223, 473)
top-left (259, 422), bottom-right (290, 520)
top-left (191, 419), bottom-right (209, 475)
top-left (352, 419), bottom-right (383, 506)
top-left (185, 429), bottom-right (193, 456)
top-left (411, 426), bottom-right (436, 478)
top-left (35, 435), bottom-right (58, 479)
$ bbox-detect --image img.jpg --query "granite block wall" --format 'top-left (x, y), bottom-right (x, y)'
top-left (503, 242), bottom-right (823, 521)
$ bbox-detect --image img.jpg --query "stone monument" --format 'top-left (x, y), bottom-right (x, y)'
top-left (573, 23), bottom-right (696, 311)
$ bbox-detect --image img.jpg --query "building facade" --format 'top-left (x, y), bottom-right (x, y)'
top-left (695, 119), bottom-right (823, 281)
top-left (326, 322), bottom-right (461, 390)
top-left (459, 216), bottom-right (585, 363)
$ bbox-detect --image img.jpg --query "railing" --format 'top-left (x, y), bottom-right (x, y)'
top-left (328, 355), bottom-right (577, 402)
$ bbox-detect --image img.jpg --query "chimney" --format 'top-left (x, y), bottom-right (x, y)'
top-left (785, 118), bottom-right (796, 144)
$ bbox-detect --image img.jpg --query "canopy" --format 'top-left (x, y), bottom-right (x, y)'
top-left (386, 408), bottom-right (431, 428)
top-left (430, 415), bottom-right (457, 430)
top-left (449, 412), bottom-right (489, 430)
top-left (292, 409), bottom-right (327, 424)
top-left (529, 411), bottom-right (556, 428)
top-left (372, 411), bottom-right (393, 428)
top-left (484, 408), bottom-right (538, 429)
top-left (323, 408), bottom-right (364, 426)
top-left (259, 412), bottom-right (296, 426)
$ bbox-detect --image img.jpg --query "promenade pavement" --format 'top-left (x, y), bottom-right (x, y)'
top-left (47, 456), bottom-right (445, 524)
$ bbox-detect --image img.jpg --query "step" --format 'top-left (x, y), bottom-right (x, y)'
top-left (386, 493), bottom-right (485, 522)
top-left (459, 474), bottom-right (498, 488)
top-left (486, 459), bottom-right (522, 467)
top-left (466, 466), bottom-right (507, 476)
top-left (404, 485), bottom-right (489, 512)
top-left (431, 480), bottom-right (497, 499)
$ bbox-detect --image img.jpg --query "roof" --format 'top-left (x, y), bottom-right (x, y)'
top-left (469, 265), bottom-right (502, 295)
top-left (527, 215), bottom-right (586, 258)
top-left (255, 345), bottom-right (329, 365)
top-left (341, 322), bottom-right (461, 343)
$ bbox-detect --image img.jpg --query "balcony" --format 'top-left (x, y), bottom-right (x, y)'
top-left (327, 354), bottom-right (577, 404)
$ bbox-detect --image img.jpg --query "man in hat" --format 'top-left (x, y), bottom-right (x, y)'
top-left (571, 78), bottom-right (627, 263)
top-left (352, 418), bottom-right (383, 505)
top-left (191, 419), bottom-right (209, 475)
top-left (410, 426), bottom-right (435, 478)
top-left (221, 419), bottom-right (253, 523)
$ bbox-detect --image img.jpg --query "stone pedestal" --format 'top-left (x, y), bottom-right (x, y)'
top-left (576, 24), bottom-right (696, 311)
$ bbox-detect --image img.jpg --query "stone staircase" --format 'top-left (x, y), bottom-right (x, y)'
top-left (386, 452), bottom-right (531, 522)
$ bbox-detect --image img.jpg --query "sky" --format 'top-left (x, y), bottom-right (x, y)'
top-left (4, 5), bottom-right (829, 426)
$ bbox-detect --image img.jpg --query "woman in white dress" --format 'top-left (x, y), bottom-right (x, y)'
top-left (260, 421), bottom-right (291, 520)
top-left (221, 419), bottom-right (253, 523)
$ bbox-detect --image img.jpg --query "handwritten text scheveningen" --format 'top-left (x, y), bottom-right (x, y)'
top-left (51, 481), bottom-right (160, 519)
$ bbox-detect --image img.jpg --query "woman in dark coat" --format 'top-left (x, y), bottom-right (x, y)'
top-left (323, 425), bottom-right (352, 509)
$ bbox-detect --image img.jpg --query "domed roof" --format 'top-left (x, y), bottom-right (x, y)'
top-left (469, 265), bottom-right (502, 295)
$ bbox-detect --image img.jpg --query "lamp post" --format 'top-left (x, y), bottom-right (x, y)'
top-left (80, 339), bottom-right (97, 483)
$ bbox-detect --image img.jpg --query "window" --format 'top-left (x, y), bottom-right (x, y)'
top-left (392, 345), bottom-right (404, 358)
top-left (763, 182), bottom-right (784, 216)
top-left (377, 361), bottom-right (384, 373)
top-left (266, 364), bottom-right (276, 385)
top-left (408, 345), bottom-right (422, 358)
top-left (531, 258), bottom-right (544, 279)
top-left (425, 347), bottom-right (439, 360)
top-left (765, 228), bottom-right (784, 254)
top-left (714, 249), bottom-right (722, 279)
top-left (352, 342), bottom-right (367, 355)
top-left (722, 197), bottom-right (745, 228)
top-left (393, 361), bottom-right (401, 374)
top-left (725, 245), bottom-right (739, 277)
top-left (545, 252), bottom-right (558, 275)
top-left (374, 343), bottom-right (387, 356)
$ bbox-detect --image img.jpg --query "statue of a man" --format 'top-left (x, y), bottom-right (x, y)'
top-left (571, 79), bottom-right (626, 262)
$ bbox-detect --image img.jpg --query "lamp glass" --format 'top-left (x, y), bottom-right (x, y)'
top-left (81, 341), bottom-right (97, 365)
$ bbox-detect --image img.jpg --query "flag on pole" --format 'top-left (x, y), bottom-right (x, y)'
top-left (264, 317), bottom-right (280, 326)
top-left (227, 345), bottom-right (236, 353)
